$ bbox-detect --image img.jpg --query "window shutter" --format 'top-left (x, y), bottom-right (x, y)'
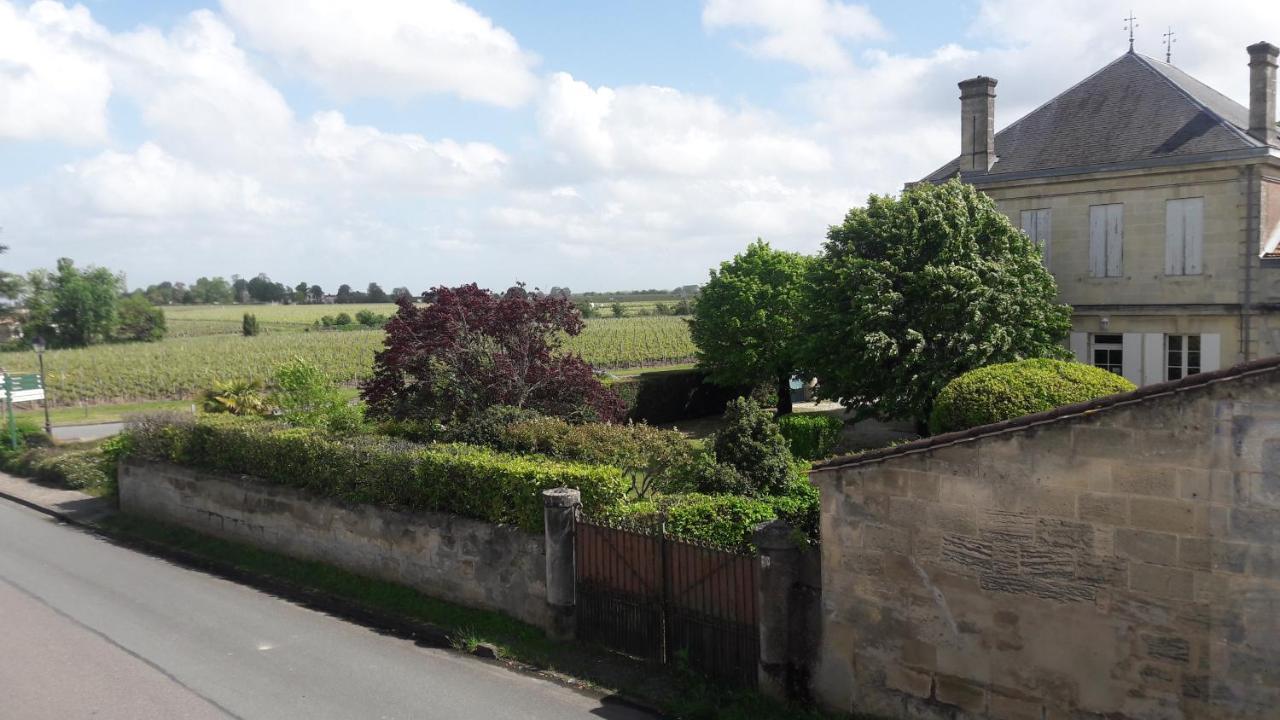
top-left (1143, 333), bottom-right (1164, 385)
top-left (1106, 204), bottom-right (1124, 277)
top-left (1089, 206), bottom-right (1107, 277)
top-left (1070, 332), bottom-right (1088, 363)
top-left (1037, 208), bottom-right (1052, 268)
top-left (1184, 198), bottom-right (1203, 275)
top-left (1200, 333), bottom-right (1221, 372)
top-left (1165, 201), bottom-right (1185, 275)
top-left (1122, 333), bottom-right (1143, 385)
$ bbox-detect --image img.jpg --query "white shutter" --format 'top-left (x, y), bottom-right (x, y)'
top-left (1200, 333), bottom-right (1221, 372)
top-left (1122, 333), bottom-right (1143, 385)
top-left (1037, 208), bottom-right (1052, 268)
top-left (1165, 201), bottom-right (1185, 276)
top-left (1143, 333), bottom-right (1165, 385)
top-left (1089, 206), bottom-right (1107, 277)
top-left (1070, 332), bottom-right (1088, 363)
top-left (1106, 204), bottom-right (1124, 277)
top-left (1184, 198), bottom-right (1203, 275)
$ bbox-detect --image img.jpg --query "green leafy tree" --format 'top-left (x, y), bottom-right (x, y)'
top-left (801, 180), bottom-right (1072, 427)
top-left (116, 293), bottom-right (168, 342)
top-left (192, 276), bottom-right (234, 304)
top-left (610, 302), bottom-right (625, 318)
top-left (271, 356), bottom-right (362, 432)
top-left (689, 240), bottom-right (811, 414)
top-left (0, 245), bottom-right (26, 319)
top-left (709, 397), bottom-right (794, 496)
top-left (24, 258), bottom-right (122, 348)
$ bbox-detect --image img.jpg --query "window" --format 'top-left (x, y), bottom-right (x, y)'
top-left (1020, 208), bottom-right (1052, 267)
top-left (1089, 203), bottom-right (1124, 277)
top-left (1165, 198), bottom-right (1204, 276)
top-left (1092, 333), bottom-right (1124, 375)
top-left (1166, 335), bottom-right (1201, 381)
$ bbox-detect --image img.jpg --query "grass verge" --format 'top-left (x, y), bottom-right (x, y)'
top-left (16, 399), bottom-right (193, 426)
top-left (97, 513), bottom-right (839, 720)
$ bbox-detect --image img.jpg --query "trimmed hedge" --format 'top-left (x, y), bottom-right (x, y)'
top-left (124, 415), bottom-right (628, 533)
top-left (777, 414), bottom-right (843, 460)
top-left (609, 369), bottom-right (767, 424)
top-left (929, 358), bottom-right (1136, 435)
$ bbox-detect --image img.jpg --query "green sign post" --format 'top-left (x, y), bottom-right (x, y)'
top-left (4, 373), bottom-right (12, 450)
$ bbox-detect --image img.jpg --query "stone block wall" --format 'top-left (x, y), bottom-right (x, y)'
top-left (119, 461), bottom-right (550, 629)
top-left (810, 366), bottom-right (1280, 719)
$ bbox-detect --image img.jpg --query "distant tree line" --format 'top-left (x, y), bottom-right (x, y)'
top-left (20, 258), bottom-right (166, 349)
top-left (134, 274), bottom-right (416, 306)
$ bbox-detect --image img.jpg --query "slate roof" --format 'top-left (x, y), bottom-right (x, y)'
top-left (811, 354), bottom-right (1280, 473)
top-left (924, 51), bottom-right (1272, 183)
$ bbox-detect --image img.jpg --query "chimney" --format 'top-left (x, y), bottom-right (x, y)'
top-left (959, 76), bottom-right (997, 172)
top-left (1248, 41), bottom-right (1278, 146)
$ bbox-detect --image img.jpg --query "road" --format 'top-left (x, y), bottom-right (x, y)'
top-left (50, 422), bottom-right (123, 443)
top-left (0, 500), bottom-right (656, 720)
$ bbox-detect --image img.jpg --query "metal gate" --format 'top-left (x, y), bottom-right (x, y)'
top-left (574, 515), bottom-right (760, 687)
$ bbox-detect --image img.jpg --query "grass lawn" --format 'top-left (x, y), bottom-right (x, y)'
top-left (15, 399), bottom-right (194, 426)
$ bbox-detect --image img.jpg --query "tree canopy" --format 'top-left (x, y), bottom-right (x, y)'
top-left (25, 258), bottom-right (123, 348)
top-left (689, 239), bottom-right (810, 414)
top-left (800, 180), bottom-right (1072, 425)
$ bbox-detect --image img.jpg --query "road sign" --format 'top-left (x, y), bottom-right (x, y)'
top-left (1, 373), bottom-right (44, 403)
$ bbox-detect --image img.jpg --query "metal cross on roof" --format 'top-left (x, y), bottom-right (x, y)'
top-left (1163, 26), bottom-right (1177, 63)
top-left (1124, 11), bottom-right (1139, 53)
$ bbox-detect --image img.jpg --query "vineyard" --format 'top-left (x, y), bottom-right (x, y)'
top-left (165, 303), bottom-right (401, 337)
top-left (7, 316), bottom-right (695, 406)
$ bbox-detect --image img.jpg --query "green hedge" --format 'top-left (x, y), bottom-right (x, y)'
top-left (125, 415), bottom-right (628, 533)
top-left (777, 414), bottom-right (843, 461)
top-left (929, 359), bottom-right (1136, 435)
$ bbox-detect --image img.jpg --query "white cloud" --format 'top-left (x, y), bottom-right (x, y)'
top-left (0, 0), bottom-right (112, 144)
top-left (60, 142), bottom-right (289, 217)
top-left (219, 0), bottom-right (538, 107)
top-left (702, 0), bottom-right (885, 71)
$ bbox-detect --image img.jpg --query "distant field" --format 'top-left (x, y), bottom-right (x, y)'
top-left (9, 315), bottom-right (695, 406)
top-left (165, 303), bottom-right (402, 337)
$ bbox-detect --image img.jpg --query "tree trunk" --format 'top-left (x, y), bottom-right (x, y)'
top-left (776, 373), bottom-right (793, 416)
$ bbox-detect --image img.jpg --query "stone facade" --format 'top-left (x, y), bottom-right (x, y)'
top-left (118, 461), bottom-right (550, 629)
top-left (810, 363), bottom-right (1280, 719)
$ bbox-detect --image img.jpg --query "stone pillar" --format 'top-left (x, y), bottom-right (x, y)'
top-left (542, 487), bottom-right (580, 640)
top-left (754, 519), bottom-right (802, 699)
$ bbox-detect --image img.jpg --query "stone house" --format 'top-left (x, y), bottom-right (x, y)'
top-left (925, 43), bottom-right (1280, 387)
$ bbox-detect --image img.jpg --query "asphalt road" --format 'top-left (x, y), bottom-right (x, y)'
top-left (50, 422), bottom-right (123, 442)
top-left (0, 500), bottom-right (656, 720)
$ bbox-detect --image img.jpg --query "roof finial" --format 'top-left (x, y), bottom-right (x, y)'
top-left (1124, 11), bottom-right (1139, 53)
top-left (1162, 26), bottom-right (1177, 63)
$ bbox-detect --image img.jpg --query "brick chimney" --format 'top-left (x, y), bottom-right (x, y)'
top-left (1248, 41), bottom-right (1278, 146)
top-left (959, 76), bottom-right (997, 172)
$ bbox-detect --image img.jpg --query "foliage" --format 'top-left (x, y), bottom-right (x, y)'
top-left (801, 180), bottom-right (1073, 425)
top-left (611, 302), bottom-right (625, 319)
top-left (711, 397), bottom-right (793, 496)
top-left (777, 413), bottom-right (843, 460)
top-left (116, 294), bottom-right (168, 342)
top-left (496, 416), bottom-right (700, 498)
top-left (271, 356), bottom-right (363, 433)
top-left (123, 415), bottom-right (628, 533)
top-left (608, 368), bottom-right (764, 424)
top-left (0, 245), bottom-right (25, 318)
top-left (200, 378), bottom-right (269, 416)
top-left (362, 284), bottom-right (624, 425)
top-left (334, 312), bottom-right (353, 326)
top-left (443, 404), bottom-right (543, 447)
top-left (0, 418), bottom-right (53, 462)
top-left (689, 240), bottom-right (811, 414)
top-left (354, 310), bottom-right (387, 327)
top-left (928, 358), bottom-right (1136, 434)
top-left (241, 312), bottom-right (260, 337)
top-left (24, 258), bottom-right (123, 348)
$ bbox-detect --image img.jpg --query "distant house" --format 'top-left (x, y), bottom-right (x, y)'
top-left (0, 316), bottom-right (22, 342)
top-left (924, 42), bottom-right (1280, 386)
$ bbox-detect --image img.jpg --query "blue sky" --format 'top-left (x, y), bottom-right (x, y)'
top-left (1, 0), bottom-right (1276, 292)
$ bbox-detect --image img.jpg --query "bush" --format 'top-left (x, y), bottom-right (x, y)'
top-left (496, 416), bottom-right (700, 497)
top-left (610, 369), bottom-right (764, 425)
top-left (928, 358), bottom-right (1136, 435)
top-left (123, 415), bottom-right (628, 533)
top-left (712, 397), bottom-right (793, 496)
top-left (242, 312), bottom-right (260, 337)
top-left (116, 294), bottom-right (168, 342)
top-left (271, 357), bottom-right (363, 433)
top-left (334, 312), bottom-right (353, 326)
top-left (200, 378), bottom-right (269, 416)
top-left (777, 414), bottom-right (843, 460)
top-left (354, 310), bottom-right (386, 327)
top-left (1, 439), bottom-right (115, 493)
top-left (445, 405), bottom-right (543, 447)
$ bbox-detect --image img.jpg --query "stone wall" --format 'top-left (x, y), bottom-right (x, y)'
top-left (809, 364), bottom-right (1280, 719)
top-left (119, 461), bottom-right (550, 629)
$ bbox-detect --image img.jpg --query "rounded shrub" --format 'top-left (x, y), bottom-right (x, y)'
top-left (928, 359), bottom-right (1135, 435)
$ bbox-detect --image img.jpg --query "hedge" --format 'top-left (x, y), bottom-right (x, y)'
top-left (928, 358), bottom-right (1136, 435)
top-left (608, 369), bottom-right (769, 424)
top-left (777, 414), bottom-right (843, 461)
top-left (124, 415), bottom-right (628, 533)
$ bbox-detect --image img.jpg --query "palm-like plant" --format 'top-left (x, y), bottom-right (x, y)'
top-left (200, 378), bottom-right (268, 416)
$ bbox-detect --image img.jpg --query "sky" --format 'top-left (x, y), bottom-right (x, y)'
top-left (1, 1), bottom-right (1278, 293)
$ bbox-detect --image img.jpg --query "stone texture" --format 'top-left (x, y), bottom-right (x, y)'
top-left (119, 461), bottom-right (551, 629)
top-left (811, 367), bottom-right (1280, 720)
